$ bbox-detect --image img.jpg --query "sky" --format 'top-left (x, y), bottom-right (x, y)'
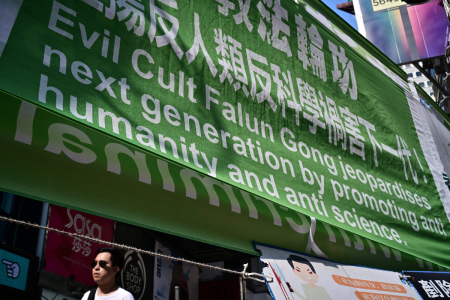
top-left (321, 0), bottom-right (358, 29)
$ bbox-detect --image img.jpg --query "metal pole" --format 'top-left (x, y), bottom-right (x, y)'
top-left (175, 286), bottom-right (180, 300)
top-left (413, 62), bottom-right (450, 98)
top-left (36, 202), bottom-right (49, 270)
top-left (240, 277), bottom-right (246, 300)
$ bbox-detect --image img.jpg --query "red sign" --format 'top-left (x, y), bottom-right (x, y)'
top-left (201, 280), bottom-right (240, 300)
top-left (44, 205), bottom-right (114, 285)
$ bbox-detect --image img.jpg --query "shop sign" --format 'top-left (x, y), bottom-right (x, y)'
top-left (114, 221), bottom-right (155, 300)
top-left (403, 271), bottom-right (450, 299)
top-left (154, 241), bottom-right (199, 300)
top-left (121, 250), bottom-right (147, 300)
top-left (0, 249), bottom-right (28, 290)
top-left (257, 243), bottom-right (421, 300)
top-left (0, 243), bottom-right (38, 297)
top-left (43, 205), bottom-right (114, 286)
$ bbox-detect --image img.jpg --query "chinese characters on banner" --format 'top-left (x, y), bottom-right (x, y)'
top-left (404, 271), bottom-right (450, 299)
top-left (0, 0), bottom-right (449, 268)
top-left (43, 205), bottom-right (114, 286)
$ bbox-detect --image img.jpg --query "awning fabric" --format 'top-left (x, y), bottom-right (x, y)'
top-left (0, 0), bottom-right (449, 268)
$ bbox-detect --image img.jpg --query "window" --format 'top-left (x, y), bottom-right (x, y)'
top-left (431, 92), bottom-right (434, 96)
top-left (419, 82), bottom-right (425, 87)
top-left (408, 73), bottom-right (413, 77)
top-left (427, 81), bottom-right (432, 86)
top-left (416, 72), bottom-right (422, 77)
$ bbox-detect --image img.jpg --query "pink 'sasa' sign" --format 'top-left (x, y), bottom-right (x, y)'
top-left (44, 205), bottom-right (114, 286)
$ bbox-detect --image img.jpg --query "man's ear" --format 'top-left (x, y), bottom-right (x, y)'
top-left (113, 266), bottom-right (120, 275)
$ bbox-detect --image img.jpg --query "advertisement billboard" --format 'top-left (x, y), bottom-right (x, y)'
top-left (43, 205), bottom-right (115, 286)
top-left (257, 243), bottom-right (421, 300)
top-left (154, 241), bottom-right (199, 300)
top-left (0, 0), bottom-right (449, 269)
top-left (355, 0), bottom-right (450, 64)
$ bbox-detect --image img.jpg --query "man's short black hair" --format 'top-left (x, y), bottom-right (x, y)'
top-left (286, 255), bottom-right (316, 274)
top-left (96, 248), bottom-right (124, 270)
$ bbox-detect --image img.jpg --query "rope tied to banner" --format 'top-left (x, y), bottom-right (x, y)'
top-left (0, 215), bottom-right (272, 283)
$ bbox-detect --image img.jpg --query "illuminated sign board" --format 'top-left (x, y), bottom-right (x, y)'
top-left (359, 0), bottom-right (446, 63)
top-left (0, 244), bottom-right (38, 297)
top-left (370, 0), bottom-right (406, 12)
top-left (0, 249), bottom-right (29, 291)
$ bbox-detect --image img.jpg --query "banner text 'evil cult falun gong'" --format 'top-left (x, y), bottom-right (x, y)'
top-left (0, 0), bottom-right (448, 266)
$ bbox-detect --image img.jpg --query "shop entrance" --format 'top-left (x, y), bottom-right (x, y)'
top-left (0, 192), bottom-right (271, 300)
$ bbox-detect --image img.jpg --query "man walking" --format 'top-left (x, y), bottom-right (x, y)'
top-left (82, 248), bottom-right (134, 300)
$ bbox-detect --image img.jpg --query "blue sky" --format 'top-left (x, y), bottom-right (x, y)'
top-left (322, 0), bottom-right (358, 29)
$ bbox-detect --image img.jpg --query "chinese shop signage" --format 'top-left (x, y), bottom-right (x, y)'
top-left (403, 271), bottom-right (450, 299)
top-left (43, 205), bottom-right (114, 285)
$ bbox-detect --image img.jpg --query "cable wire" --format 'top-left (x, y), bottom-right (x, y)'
top-left (0, 215), bottom-right (248, 277)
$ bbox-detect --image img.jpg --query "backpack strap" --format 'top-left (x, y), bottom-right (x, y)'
top-left (88, 287), bottom-right (97, 300)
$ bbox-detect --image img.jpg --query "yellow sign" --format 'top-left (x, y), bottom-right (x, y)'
top-left (371, 0), bottom-right (406, 12)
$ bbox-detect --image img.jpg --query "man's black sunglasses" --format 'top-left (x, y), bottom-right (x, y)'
top-left (91, 260), bottom-right (108, 269)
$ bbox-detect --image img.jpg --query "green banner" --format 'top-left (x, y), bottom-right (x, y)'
top-left (0, 90), bottom-right (445, 272)
top-left (0, 0), bottom-right (449, 267)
